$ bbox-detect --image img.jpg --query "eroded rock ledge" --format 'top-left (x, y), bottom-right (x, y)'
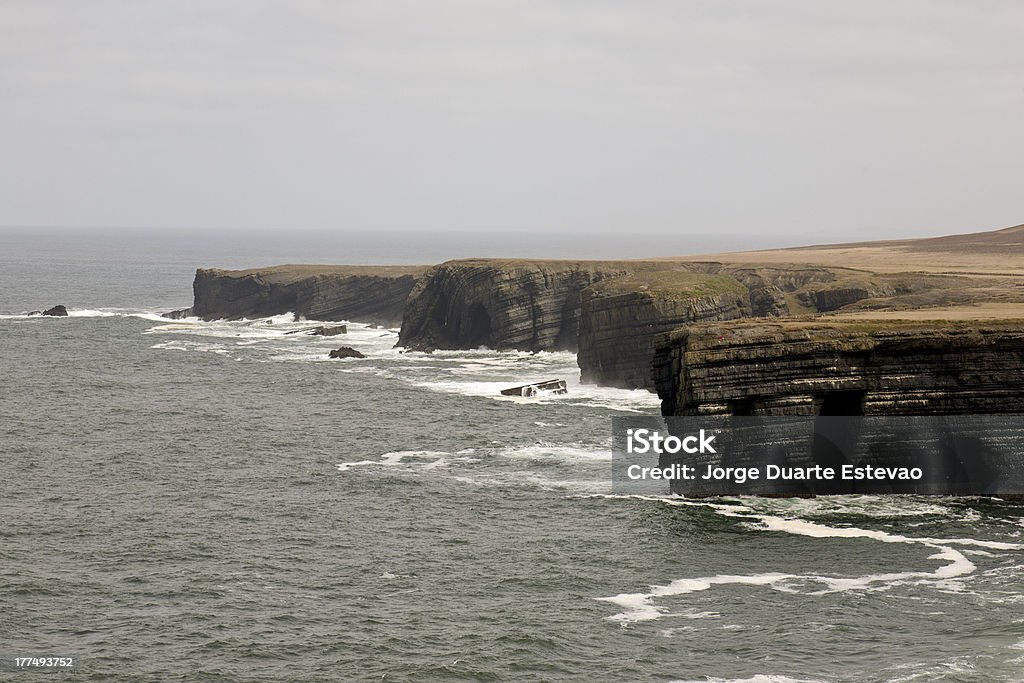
top-left (654, 320), bottom-right (1024, 416)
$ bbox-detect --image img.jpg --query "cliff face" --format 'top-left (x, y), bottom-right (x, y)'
top-left (653, 320), bottom-right (1024, 416)
top-left (572, 263), bottom-right (867, 389)
top-left (175, 250), bottom-right (1024, 396)
top-left (394, 259), bottom-right (908, 387)
top-left (577, 272), bottom-right (752, 389)
top-left (183, 265), bottom-right (429, 326)
top-left (397, 260), bottom-right (642, 352)
top-left (709, 265), bottom-right (837, 317)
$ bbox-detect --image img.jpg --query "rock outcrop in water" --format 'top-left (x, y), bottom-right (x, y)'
top-left (329, 346), bottom-right (366, 359)
top-left (41, 305), bottom-right (68, 317)
top-left (173, 265), bottom-right (429, 326)
top-left (162, 307), bottom-right (192, 320)
top-left (500, 379), bottom-right (568, 397)
top-left (653, 320), bottom-right (1024, 416)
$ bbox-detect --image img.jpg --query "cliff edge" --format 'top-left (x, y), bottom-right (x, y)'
top-left (654, 319), bottom-right (1024, 416)
top-left (398, 259), bottom-right (646, 352)
top-left (176, 264), bottom-right (429, 326)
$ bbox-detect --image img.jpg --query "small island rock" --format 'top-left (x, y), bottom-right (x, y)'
top-left (329, 347), bottom-right (366, 359)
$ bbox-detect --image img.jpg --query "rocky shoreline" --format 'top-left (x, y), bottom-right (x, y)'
top-left (170, 223), bottom-right (1024, 412)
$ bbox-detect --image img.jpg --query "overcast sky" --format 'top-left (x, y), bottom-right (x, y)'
top-left (1, 1), bottom-right (1022, 240)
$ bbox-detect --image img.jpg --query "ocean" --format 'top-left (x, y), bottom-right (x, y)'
top-left (2, 229), bottom-right (1023, 682)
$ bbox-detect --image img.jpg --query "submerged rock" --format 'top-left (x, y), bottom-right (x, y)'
top-left (42, 305), bottom-right (68, 316)
top-left (328, 346), bottom-right (366, 359)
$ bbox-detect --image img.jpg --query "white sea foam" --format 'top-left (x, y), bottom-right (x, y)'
top-left (734, 495), bottom-right (957, 520)
top-left (143, 319), bottom-right (403, 370)
top-left (336, 450), bottom-right (456, 473)
top-left (408, 375), bottom-right (660, 412)
top-left (497, 443), bottom-right (610, 463)
top-left (597, 497), bottom-right (1024, 624)
top-left (150, 341), bottom-right (188, 352)
top-left (600, 573), bottom-right (797, 623)
top-left (669, 676), bottom-right (828, 683)
top-left (2, 308), bottom-right (174, 320)
top-left (149, 340), bottom-right (232, 355)
top-left (430, 468), bottom-right (613, 494)
top-left (66, 308), bottom-right (117, 317)
top-left (880, 657), bottom-right (975, 683)
top-left (138, 317), bottom-right (663, 414)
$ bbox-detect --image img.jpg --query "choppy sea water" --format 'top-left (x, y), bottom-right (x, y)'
top-left (2, 231), bottom-right (1024, 682)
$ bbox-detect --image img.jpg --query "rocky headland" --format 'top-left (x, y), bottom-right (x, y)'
top-left (169, 264), bottom-right (429, 326)
top-left (171, 223), bottom-right (1024, 497)
top-left (173, 222), bottom-right (1024, 403)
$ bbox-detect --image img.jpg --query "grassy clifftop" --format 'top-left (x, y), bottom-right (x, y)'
top-left (588, 270), bottom-right (748, 301)
top-left (199, 264), bottom-right (431, 284)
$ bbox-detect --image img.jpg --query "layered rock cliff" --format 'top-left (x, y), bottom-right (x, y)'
top-left (572, 263), bottom-right (888, 389)
top-left (173, 240), bottom-right (1024, 394)
top-left (394, 259), bottom-right (849, 382)
top-left (176, 264), bottom-right (429, 326)
top-left (653, 320), bottom-right (1024, 416)
top-left (577, 272), bottom-right (751, 389)
top-left (397, 259), bottom-right (648, 352)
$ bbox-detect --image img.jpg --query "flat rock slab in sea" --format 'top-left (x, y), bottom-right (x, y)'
top-left (500, 379), bottom-right (568, 397)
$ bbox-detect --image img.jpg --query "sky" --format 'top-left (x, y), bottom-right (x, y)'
top-left (1, 1), bottom-right (1022, 242)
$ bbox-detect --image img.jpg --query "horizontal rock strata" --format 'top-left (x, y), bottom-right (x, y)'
top-left (173, 248), bottom-right (1024, 393)
top-left (397, 259), bottom-right (650, 352)
top-left (577, 272), bottom-right (752, 389)
top-left (179, 264), bottom-right (429, 326)
top-left (654, 320), bottom-right (1024, 416)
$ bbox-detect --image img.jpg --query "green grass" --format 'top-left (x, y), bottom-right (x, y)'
top-left (591, 270), bottom-right (748, 300)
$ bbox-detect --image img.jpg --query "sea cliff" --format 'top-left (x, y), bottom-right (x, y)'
top-left (576, 272), bottom-right (751, 388)
top-left (395, 260), bottom-right (773, 390)
top-left (171, 222), bottom-right (1024, 394)
top-left (396, 259), bottom-right (632, 352)
top-left (172, 264), bottom-right (429, 326)
top-left (653, 319), bottom-right (1024, 416)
